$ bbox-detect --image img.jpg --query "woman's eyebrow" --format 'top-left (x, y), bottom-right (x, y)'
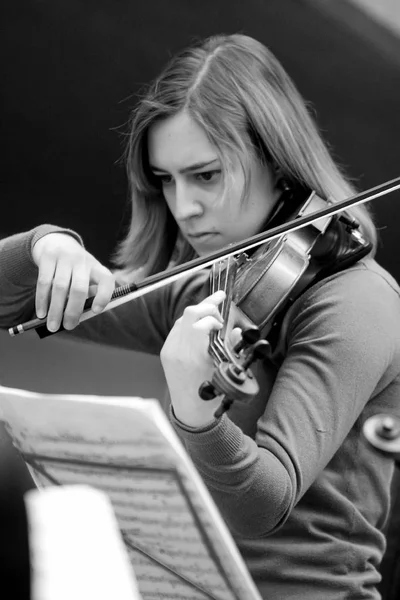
top-left (149, 159), bottom-right (220, 174)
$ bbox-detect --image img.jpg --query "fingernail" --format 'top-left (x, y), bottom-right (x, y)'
top-left (37, 310), bottom-right (46, 319)
top-left (48, 321), bottom-right (58, 332)
top-left (92, 305), bottom-right (101, 314)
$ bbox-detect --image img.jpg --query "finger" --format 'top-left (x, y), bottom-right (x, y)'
top-left (90, 266), bottom-right (115, 314)
top-left (200, 290), bottom-right (226, 306)
top-left (183, 301), bottom-right (224, 325)
top-left (35, 254), bottom-right (57, 319)
top-left (62, 265), bottom-right (90, 330)
top-left (192, 316), bottom-right (224, 334)
top-left (230, 327), bottom-right (243, 348)
top-left (46, 261), bottom-right (73, 332)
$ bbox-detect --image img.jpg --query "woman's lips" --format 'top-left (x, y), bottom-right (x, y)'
top-left (187, 232), bottom-right (218, 240)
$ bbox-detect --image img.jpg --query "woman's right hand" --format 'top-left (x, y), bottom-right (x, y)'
top-left (32, 233), bottom-right (115, 332)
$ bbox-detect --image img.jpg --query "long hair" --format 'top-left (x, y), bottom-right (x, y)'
top-left (114, 33), bottom-right (377, 277)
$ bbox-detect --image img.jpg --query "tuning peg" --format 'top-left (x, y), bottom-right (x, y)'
top-left (234, 327), bottom-right (260, 354)
top-left (242, 340), bottom-right (271, 370)
top-left (253, 339), bottom-right (272, 360)
top-left (198, 381), bottom-right (218, 401)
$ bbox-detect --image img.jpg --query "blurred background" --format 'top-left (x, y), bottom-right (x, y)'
top-left (1, 0), bottom-right (399, 597)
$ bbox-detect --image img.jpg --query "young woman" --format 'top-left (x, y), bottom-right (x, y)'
top-left (1, 34), bottom-right (399, 599)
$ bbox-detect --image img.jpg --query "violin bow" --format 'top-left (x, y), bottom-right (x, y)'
top-left (9, 176), bottom-right (400, 338)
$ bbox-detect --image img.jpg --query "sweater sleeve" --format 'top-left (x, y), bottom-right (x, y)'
top-left (169, 263), bottom-right (400, 537)
top-left (0, 226), bottom-right (209, 355)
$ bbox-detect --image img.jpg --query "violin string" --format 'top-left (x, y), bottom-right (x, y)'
top-left (208, 259), bottom-right (230, 365)
top-left (208, 262), bottom-right (221, 364)
top-left (216, 260), bottom-right (225, 356)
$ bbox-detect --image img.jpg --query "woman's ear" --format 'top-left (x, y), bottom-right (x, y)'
top-left (271, 162), bottom-right (292, 194)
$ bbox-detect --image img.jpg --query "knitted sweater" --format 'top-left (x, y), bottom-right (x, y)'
top-left (1, 225), bottom-right (400, 599)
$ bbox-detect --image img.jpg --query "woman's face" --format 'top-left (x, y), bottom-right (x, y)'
top-left (147, 111), bottom-right (280, 256)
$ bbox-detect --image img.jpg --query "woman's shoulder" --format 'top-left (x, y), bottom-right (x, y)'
top-left (354, 257), bottom-right (400, 296)
top-left (305, 256), bottom-right (399, 307)
top-left (271, 257), bottom-right (400, 380)
top-left (286, 256), bottom-right (400, 343)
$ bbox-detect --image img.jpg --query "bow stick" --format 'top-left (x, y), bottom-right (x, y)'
top-left (9, 175), bottom-right (400, 337)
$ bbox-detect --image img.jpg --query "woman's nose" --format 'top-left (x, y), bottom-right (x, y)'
top-left (174, 181), bottom-right (203, 221)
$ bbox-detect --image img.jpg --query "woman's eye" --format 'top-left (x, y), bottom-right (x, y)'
top-left (195, 170), bottom-right (221, 183)
top-left (155, 174), bottom-right (173, 186)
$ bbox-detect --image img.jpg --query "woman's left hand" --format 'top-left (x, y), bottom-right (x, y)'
top-left (160, 290), bottom-right (226, 427)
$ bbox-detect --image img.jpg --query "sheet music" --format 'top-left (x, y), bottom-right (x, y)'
top-left (0, 385), bottom-right (261, 600)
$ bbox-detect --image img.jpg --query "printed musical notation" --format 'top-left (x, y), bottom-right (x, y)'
top-left (0, 385), bottom-right (261, 600)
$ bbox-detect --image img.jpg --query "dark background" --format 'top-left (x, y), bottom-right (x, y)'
top-left (1, 0), bottom-right (399, 597)
top-left (1, 0), bottom-right (400, 275)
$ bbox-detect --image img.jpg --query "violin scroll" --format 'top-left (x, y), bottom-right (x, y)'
top-left (199, 334), bottom-right (271, 417)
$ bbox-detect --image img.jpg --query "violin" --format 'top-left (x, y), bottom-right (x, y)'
top-left (8, 177), bottom-right (400, 416)
top-left (197, 188), bottom-right (372, 416)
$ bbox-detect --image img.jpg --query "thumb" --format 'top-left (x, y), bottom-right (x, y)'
top-left (229, 326), bottom-right (243, 349)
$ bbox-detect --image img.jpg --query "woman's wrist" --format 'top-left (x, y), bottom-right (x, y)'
top-left (170, 392), bottom-right (222, 428)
